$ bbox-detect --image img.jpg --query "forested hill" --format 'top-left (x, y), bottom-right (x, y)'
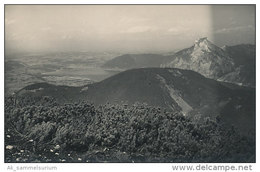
top-left (16, 68), bottom-right (255, 135)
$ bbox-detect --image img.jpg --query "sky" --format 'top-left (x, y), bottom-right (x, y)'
top-left (5, 5), bottom-right (255, 54)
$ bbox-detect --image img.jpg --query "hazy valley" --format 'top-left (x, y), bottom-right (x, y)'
top-left (5, 51), bottom-right (121, 95)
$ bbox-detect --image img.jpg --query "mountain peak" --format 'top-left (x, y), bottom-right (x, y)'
top-left (163, 37), bottom-right (234, 79)
top-left (194, 37), bottom-right (216, 52)
top-left (195, 37), bottom-right (209, 44)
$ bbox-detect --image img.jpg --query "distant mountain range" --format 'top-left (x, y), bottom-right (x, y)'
top-left (16, 68), bottom-right (255, 134)
top-left (102, 54), bottom-right (170, 69)
top-left (102, 38), bottom-right (255, 87)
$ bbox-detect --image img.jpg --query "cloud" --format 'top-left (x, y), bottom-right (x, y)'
top-left (40, 27), bottom-right (52, 31)
top-left (166, 27), bottom-right (190, 35)
top-left (215, 25), bottom-right (254, 34)
top-left (229, 17), bottom-right (237, 25)
top-left (5, 19), bottom-right (16, 25)
top-left (121, 26), bottom-right (157, 33)
top-left (118, 17), bottom-right (150, 24)
top-left (168, 27), bottom-right (180, 33)
top-left (61, 34), bottom-right (72, 40)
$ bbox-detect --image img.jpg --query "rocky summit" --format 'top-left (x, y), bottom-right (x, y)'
top-left (161, 37), bottom-right (235, 79)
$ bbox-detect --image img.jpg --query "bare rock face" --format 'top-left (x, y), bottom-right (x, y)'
top-left (163, 37), bottom-right (235, 79)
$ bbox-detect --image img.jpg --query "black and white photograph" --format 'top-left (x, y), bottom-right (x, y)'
top-left (4, 4), bottom-right (256, 166)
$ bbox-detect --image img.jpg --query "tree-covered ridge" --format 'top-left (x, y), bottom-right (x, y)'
top-left (5, 96), bottom-right (255, 163)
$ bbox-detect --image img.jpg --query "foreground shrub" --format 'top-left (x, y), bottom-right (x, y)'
top-left (5, 96), bottom-right (255, 162)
